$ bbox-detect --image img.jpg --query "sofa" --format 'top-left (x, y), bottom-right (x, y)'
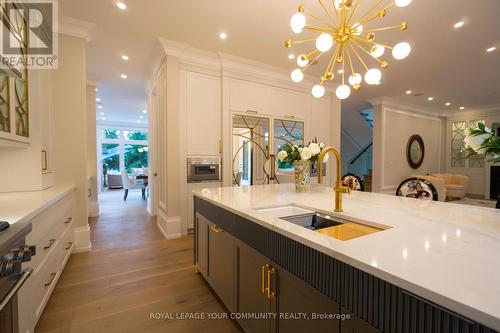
top-left (432, 173), bottom-right (469, 199)
top-left (413, 175), bottom-right (447, 202)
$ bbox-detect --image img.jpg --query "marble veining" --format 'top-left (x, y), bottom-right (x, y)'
top-left (193, 183), bottom-right (500, 330)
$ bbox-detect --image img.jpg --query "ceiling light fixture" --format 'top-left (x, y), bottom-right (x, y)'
top-left (453, 21), bottom-right (464, 29)
top-left (98, 105), bottom-right (103, 109)
top-left (100, 112), bottom-right (104, 115)
top-left (116, 2), bottom-right (127, 10)
top-left (405, 90), bottom-right (412, 95)
top-left (95, 88), bottom-right (98, 92)
top-left (96, 98), bottom-right (101, 102)
top-left (219, 32), bottom-right (227, 40)
top-left (142, 110), bottom-right (147, 114)
top-left (445, 102), bottom-right (451, 106)
top-left (486, 46), bottom-right (496, 53)
top-left (101, 117), bottom-right (106, 120)
top-left (137, 120), bottom-right (142, 123)
top-left (139, 115), bottom-right (144, 119)
top-left (288, 54), bottom-right (295, 60)
top-left (460, 106), bottom-right (465, 110)
top-left (121, 74), bottom-right (127, 79)
top-left (121, 55), bottom-right (129, 61)
top-left (428, 97), bottom-right (434, 101)
top-left (286, 1), bottom-right (412, 99)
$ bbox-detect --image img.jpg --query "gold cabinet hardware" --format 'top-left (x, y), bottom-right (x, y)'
top-left (269, 268), bottom-right (276, 299)
top-left (87, 189), bottom-right (92, 198)
top-left (219, 140), bottom-right (223, 154)
top-left (261, 264), bottom-right (269, 294)
top-left (43, 239), bottom-right (56, 250)
top-left (285, 114), bottom-right (296, 119)
top-left (245, 110), bottom-right (258, 114)
top-left (44, 272), bottom-right (57, 287)
top-left (65, 242), bottom-right (73, 250)
top-left (65, 217), bottom-right (72, 224)
top-left (210, 225), bottom-right (223, 233)
top-left (41, 150), bottom-right (48, 171)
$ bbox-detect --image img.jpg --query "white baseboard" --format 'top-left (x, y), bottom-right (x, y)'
top-left (157, 210), bottom-right (182, 239)
top-left (88, 201), bottom-right (100, 218)
top-left (73, 225), bottom-right (92, 252)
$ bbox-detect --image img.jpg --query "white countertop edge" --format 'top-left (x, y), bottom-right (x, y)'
top-left (193, 192), bottom-right (500, 330)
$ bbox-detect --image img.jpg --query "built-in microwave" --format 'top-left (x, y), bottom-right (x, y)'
top-left (187, 157), bottom-right (221, 183)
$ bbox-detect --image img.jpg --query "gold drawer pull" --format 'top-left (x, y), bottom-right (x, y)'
top-left (210, 225), bottom-right (223, 233)
top-left (261, 264), bottom-right (269, 294)
top-left (44, 272), bottom-right (56, 287)
top-left (65, 242), bottom-right (73, 250)
top-left (65, 217), bottom-right (73, 224)
top-left (43, 239), bottom-right (56, 250)
top-left (269, 268), bottom-right (276, 299)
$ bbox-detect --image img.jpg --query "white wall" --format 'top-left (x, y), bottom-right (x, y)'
top-left (372, 102), bottom-right (444, 194)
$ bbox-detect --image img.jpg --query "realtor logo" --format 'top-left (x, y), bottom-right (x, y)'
top-left (0, 0), bottom-right (58, 69)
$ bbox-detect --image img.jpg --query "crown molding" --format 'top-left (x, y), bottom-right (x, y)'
top-left (369, 97), bottom-right (444, 119)
top-left (442, 104), bottom-right (500, 118)
top-left (157, 37), bottom-right (190, 57)
top-left (58, 16), bottom-right (95, 42)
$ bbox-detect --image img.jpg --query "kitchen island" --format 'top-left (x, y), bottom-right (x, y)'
top-left (193, 183), bottom-right (500, 333)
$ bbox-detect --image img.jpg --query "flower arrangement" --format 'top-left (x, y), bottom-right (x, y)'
top-left (464, 123), bottom-right (500, 164)
top-left (276, 138), bottom-right (329, 166)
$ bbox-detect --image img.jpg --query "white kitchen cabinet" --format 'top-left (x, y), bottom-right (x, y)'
top-left (0, 73), bottom-right (30, 146)
top-left (229, 79), bottom-right (270, 114)
top-left (186, 72), bottom-right (221, 156)
top-left (268, 86), bottom-right (309, 119)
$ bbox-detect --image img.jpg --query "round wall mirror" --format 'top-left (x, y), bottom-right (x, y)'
top-left (406, 135), bottom-right (425, 169)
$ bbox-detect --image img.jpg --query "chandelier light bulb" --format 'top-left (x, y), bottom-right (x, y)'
top-left (370, 44), bottom-right (385, 58)
top-left (291, 69), bottom-right (304, 83)
top-left (352, 23), bottom-right (363, 36)
top-left (316, 33), bottom-right (334, 52)
top-left (290, 13), bottom-right (306, 34)
top-left (312, 84), bottom-right (325, 98)
top-left (336, 84), bottom-right (351, 100)
top-left (348, 73), bottom-right (362, 86)
top-left (392, 42), bottom-right (411, 60)
top-left (365, 68), bottom-right (382, 85)
top-left (334, 0), bottom-right (343, 10)
top-left (297, 55), bottom-right (309, 67)
top-left (395, 0), bottom-right (412, 7)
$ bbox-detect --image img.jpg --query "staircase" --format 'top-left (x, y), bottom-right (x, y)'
top-left (363, 169), bottom-right (373, 192)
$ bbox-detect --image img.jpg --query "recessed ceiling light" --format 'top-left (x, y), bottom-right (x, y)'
top-left (288, 54), bottom-right (295, 60)
top-left (139, 115), bottom-right (144, 119)
top-left (121, 55), bottom-right (129, 61)
top-left (101, 117), bottom-right (106, 120)
top-left (121, 74), bottom-right (127, 79)
top-left (142, 110), bottom-right (147, 114)
top-left (116, 2), bottom-right (127, 10)
top-left (453, 21), bottom-right (464, 29)
top-left (98, 105), bottom-right (103, 109)
top-left (99, 112), bottom-right (104, 115)
top-left (137, 120), bottom-right (141, 123)
top-left (338, 69), bottom-right (343, 74)
top-left (445, 102), bottom-right (451, 106)
top-left (219, 32), bottom-right (227, 40)
top-left (486, 46), bottom-right (496, 53)
top-left (96, 98), bottom-right (101, 102)
top-left (405, 90), bottom-right (412, 95)
top-left (427, 97), bottom-right (434, 101)
top-left (95, 88), bottom-right (98, 92)
top-left (460, 106), bottom-right (465, 110)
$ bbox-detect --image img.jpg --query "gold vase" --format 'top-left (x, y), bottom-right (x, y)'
top-left (293, 160), bottom-right (311, 193)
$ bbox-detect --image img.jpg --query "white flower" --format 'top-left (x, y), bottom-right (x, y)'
top-left (300, 147), bottom-right (312, 161)
top-left (319, 142), bottom-right (325, 148)
top-left (298, 147), bottom-right (303, 153)
top-left (308, 142), bottom-right (321, 155)
top-left (464, 133), bottom-right (490, 154)
top-left (277, 150), bottom-right (288, 161)
top-left (465, 128), bottom-right (473, 136)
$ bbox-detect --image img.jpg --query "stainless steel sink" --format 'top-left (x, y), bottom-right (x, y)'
top-left (280, 213), bottom-right (343, 230)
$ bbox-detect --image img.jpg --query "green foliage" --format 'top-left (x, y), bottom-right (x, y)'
top-left (104, 129), bottom-right (119, 139)
top-left (125, 145), bottom-right (148, 172)
top-left (126, 131), bottom-right (148, 140)
top-left (464, 125), bottom-right (499, 164)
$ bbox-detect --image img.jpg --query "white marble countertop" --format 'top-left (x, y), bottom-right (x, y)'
top-left (193, 183), bottom-right (500, 330)
top-left (0, 185), bottom-right (75, 246)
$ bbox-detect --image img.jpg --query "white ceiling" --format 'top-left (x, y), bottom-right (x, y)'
top-left (59, 0), bottom-right (500, 125)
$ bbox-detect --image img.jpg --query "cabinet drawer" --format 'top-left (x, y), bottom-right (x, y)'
top-left (28, 195), bottom-right (73, 244)
top-left (57, 224), bottom-right (74, 269)
top-left (31, 248), bottom-right (61, 322)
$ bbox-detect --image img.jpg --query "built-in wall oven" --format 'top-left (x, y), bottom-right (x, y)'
top-left (0, 224), bottom-right (35, 333)
top-left (187, 157), bottom-right (221, 183)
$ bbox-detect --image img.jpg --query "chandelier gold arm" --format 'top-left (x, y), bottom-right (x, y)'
top-left (347, 42), bottom-right (369, 71)
top-left (354, 0), bottom-right (387, 24)
top-left (341, 46), bottom-right (346, 84)
top-left (347, 0), bottom-right (361, 26)
top-left (323, 44), bottom-right (339, 80)
top-left (362, 23), bottom-right (406, 33)
top-left (356, 3), bottom-right (395, 27)
top-left (317, 0), bottom-right (339, 26)
top-left (326, 43), bottom-right (342, 75)
top-left (304, 10), bottom-right (337, 30)
top-left (304, 24), bottom-right (335, 33)
top-left (302, 51), bottom-right (325, 72)
top-left (351, 39), bottom-right (387, 66)
top-left (352, 35), bottom-right (393, 50)
top-left (346, 45), bottom-right (356, 77)
top-left (288, 38), bottom-right (317, 47)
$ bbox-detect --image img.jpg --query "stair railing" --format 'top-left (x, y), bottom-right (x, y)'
top-left (348, 141), bottom-right (373, 179)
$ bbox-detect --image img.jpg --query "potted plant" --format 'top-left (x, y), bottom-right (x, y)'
top-left (276, 138), bottom-right (328, 192)
top-left (463, 123), bottom-right (500, 208)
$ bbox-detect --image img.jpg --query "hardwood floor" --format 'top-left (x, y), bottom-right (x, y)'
top-left (36, 189), bottom-right (242, 333)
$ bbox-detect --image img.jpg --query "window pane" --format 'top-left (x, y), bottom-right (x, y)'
top-left (102, 129), bottom-right (121, 139)
top-left (124, 144), bottom-right (149, 173)
top-left (451, 121), bottom-right (466, 168)
top-left (468, 119), bottom-right (485, 168)
top-left (124, 130), bottom-right (148, 140)
top-left (102, 144), bottom-right (120, 172)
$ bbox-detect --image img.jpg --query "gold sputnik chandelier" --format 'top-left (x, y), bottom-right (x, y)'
top-left (285, 0), bottom-right (412, 99)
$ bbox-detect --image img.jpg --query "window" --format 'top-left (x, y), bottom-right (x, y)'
top-left (102, 144), bottom-right (120, 172)
top-left (468, 119), bottom-right (485, 168)
top-left (124, 144), bottom-right (148, 172)
top-left (102, 129), bottom-right (121, 139)
top-left (451, 121), bottom-right (466, 168)
top-left (124, 130), bottom-right (148, 141)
